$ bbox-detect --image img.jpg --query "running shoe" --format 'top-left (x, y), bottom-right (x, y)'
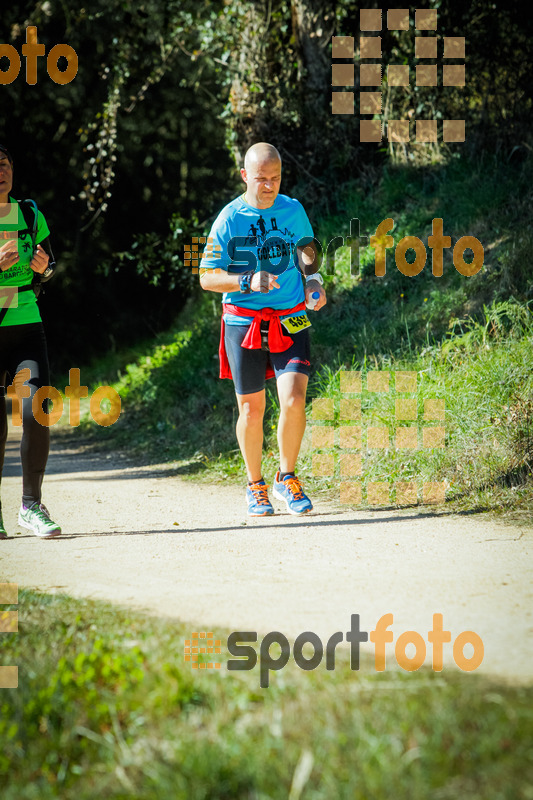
top-left (246, 480), bottom-right (274, 516)
top-left (0, 509), bottom-right (7, 540)
top-left (273, 471), bottom-right (313, 515)
top-left (18, 503), bottom-right (61, 538)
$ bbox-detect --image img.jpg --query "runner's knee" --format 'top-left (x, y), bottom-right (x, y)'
top-left (279, 391), bottom-right (306, 412)
top-left (238, 398), bottom-right (265, 424)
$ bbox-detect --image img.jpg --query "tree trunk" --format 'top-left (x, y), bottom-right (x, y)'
top-left (228, 1), bottom-right (271, 166)
top-left (290, 0), bottom-right (336, 115)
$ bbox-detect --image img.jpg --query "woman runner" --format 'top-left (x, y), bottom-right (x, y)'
top-left (0, 144), bottom-right (61, 539)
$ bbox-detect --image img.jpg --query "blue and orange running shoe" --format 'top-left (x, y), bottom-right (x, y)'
top-left (246, 479), bottom-right (274, 516)
top-left (273, 471), bottom-right (313, 515)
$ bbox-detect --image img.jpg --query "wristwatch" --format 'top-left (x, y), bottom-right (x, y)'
top-left (305, 272), bottom-right (324, 285)
top-left (239, 272), bottom-right (253, 293)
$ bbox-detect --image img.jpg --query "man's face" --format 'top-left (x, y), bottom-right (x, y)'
top-left (241, 157), bottom-right (282, 209)
top-left (0, 154), bottom-right (13, 196)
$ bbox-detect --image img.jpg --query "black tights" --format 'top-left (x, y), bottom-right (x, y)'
top-left (0, 322), bottom-right (50, 507)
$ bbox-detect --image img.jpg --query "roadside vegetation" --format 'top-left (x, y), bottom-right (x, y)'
top-left (1, 589), bottom-right (532, 799)
top-left (60, 151), bottom-right (533, 517)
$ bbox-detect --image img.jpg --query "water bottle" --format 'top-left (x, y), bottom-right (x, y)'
top-left (306, 291), bottom-right (320, 310)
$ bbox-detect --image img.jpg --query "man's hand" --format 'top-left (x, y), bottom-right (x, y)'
top-left (0, 240), bottom-right (20, 272)
top-left (305, 280), bottom-right (327, 311)
top-left (251, 271), bottom-right (280, 293)
top-left (29, 244), bottom-right (50, 274)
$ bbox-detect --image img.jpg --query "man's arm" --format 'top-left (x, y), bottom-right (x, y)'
top-left (199, 268), bottom-right (240, 293)
top-left (199, 215), bottom-right (279, 293)
top-left (296, 240), bottom-right (327, 311)
top-left (199, 268), bottom-right (279, 294)
top-left (296, 241), bottom-right (319, 276)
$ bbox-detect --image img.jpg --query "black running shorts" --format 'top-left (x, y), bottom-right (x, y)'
top-left (224, 322), bottom-right (311, 395)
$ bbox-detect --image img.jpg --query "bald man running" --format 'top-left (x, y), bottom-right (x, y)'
top-left (200, 143), bottom-right (326, 515)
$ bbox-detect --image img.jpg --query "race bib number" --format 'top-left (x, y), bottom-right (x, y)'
top-left (281, 314), bottom-right (311, 334)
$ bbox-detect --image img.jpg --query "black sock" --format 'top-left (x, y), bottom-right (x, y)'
top-left (279, 471), bottom-right (295, 481)
top-left (248, 478), bottom-right (264, 485)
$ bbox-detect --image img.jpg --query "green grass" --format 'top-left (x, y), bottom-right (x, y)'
top-left (53, 151), bottom-right (533, 516)
top-left (302, 299), bottom-right (533, 515)
top-left (1, 589), bottom-right (532, 799)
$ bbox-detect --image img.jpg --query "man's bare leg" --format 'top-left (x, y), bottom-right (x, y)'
top-left (276, 372), bottom-right (308, 473)
top-left (236, 389), bottom-right (266, 482)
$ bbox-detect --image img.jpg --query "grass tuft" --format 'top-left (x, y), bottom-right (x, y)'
top-left (0, 589), bottom-right (532, 798)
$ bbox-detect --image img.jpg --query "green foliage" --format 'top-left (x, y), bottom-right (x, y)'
top-left (102, 211), bottom-right (201, 292)
top-left (68, 150), bottom-right (533, 513)
top-left (1, 0), bottom-right (236, 369)
top-left (305, 299), bottom-right (533, 511)
top-left (1, 590), bottom-right (533, 798)
top-left (2, 0), bottom-right (532, 370)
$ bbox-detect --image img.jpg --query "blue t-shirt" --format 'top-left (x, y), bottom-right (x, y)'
top-left (201, 193), bottom-right (314, 325)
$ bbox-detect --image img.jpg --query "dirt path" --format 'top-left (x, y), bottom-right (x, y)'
top-left (1, 427), bottom-right (532, 683)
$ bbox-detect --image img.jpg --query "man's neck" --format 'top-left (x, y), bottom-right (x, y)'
top-left (243, 192), bottom-right (275, 210)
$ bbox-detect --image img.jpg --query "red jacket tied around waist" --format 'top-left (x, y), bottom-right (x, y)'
top-left (219, 301), bottom-right (306, 380)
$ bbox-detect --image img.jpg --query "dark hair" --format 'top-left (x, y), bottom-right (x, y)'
top-left (0, 146), bottom-right (13, 166)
